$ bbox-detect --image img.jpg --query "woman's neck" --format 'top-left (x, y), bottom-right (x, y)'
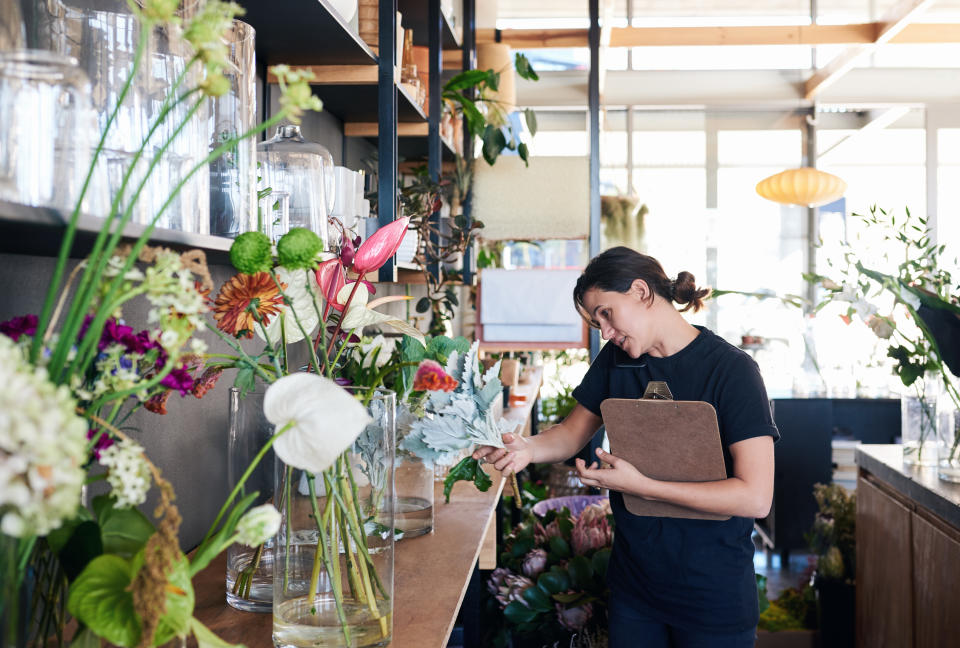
top-left (646, 310), bottom-right (701, 358)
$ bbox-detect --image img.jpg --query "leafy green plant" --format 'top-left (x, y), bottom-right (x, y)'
top-left (805, 483), bottom-right (856, 585)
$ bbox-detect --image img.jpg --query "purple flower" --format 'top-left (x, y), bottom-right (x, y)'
top-left (0, 314), bottom-right (38, 342)
top-left (160, 366), bottom-right (195, 396)
top-left (98, 318), bottom-right (134, 351)
top-left (521, 548), bottom-right (548, 578)
top-left (334, 377), bottom-right (353, 386)
top-left (86, 428), bottom-right (114, 459)
top-left (556, 602), bottom-right (593, 632)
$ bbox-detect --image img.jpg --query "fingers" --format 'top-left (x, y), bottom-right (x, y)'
top-left (472, 445), bottom-right (499, 461)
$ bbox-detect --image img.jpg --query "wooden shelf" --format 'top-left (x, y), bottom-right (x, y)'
top-left (192, 471), bottom-right (506, 648)
top-left (0, 200), bottom-right (234, 264)
top-left (239, 0), bottom-right (377, 66)
top-left (398, 1), bottom-right (462, 50)
top-left (345, 122), bottom-right (456, 162)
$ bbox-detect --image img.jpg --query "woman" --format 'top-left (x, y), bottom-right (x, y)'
top-left (474, 246), bottom-right (778, 648)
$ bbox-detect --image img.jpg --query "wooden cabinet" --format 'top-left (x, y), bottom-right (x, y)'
top-left (856, 477), bottom-right (914, 648)
top-left (911, 512), bottom-right (960, 648)
top-left (857, 473), bottom-right (960, 648)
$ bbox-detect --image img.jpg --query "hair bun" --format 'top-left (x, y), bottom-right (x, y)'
top-left (672, 271), bottom-right (711, 313)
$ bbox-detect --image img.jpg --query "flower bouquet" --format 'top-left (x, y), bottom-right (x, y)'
top-left (0, 1), bottom-right (336, 645)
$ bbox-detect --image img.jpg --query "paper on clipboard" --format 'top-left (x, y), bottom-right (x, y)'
top-left (600, 398), bottom-right (730, 521)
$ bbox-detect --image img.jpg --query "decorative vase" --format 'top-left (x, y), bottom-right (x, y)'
top-left (272, 388), bottom-right (395, 648)
top-left (30, 0), bottom-right (210, 232)
top-left (902, 373), bottom-right (938, 467)
top-left (208, 19), bottom-right (257, 238)
top-left (936, 383), bottom-right (960, 483)
top-left (225, 388), bottom-right (275, 613)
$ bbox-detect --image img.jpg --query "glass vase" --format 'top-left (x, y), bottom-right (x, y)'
top-left (31, 0), bottom-right (210, 231)
top-left (225, 388), bottom-right (275, 613)
top-left (936, 382), bottom-right (960, 483)
top-left (902, 373), bottom-right (938, 467)
top-left (395, 452), bottom-right (433, 538)
top-left (0, 50), bottom-right (106, 215)
top-left (272, 388), bottom-right (395, 648)
top-left (208, 19), bottom-right (257, 238)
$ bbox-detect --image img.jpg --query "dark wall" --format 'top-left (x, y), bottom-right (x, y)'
top-left (0, 255), bottom-right (268, 550)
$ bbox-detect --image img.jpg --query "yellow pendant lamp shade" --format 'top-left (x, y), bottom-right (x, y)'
top-left (756, 167), bottom-right (847, 207)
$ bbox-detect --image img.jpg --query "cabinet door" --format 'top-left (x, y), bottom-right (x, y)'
top-left (912, 512), bottom-right (960, 648)
top-left (856, 477), bottom-right (914, 648)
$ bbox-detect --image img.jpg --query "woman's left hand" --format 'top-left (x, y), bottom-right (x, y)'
top-left (575, 448), bottom-right (653, 497)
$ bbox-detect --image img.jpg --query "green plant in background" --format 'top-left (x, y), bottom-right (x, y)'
top-left (805, 206), bottom-right (960, 460)
top-left (805, 483), bottom-right (856, 585)
top-left (485, 502), bottom-right (613, 648)
top-left (756, 574), bottom-right (817, 633)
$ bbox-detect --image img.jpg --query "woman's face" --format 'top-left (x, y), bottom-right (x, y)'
top-left (581, 284), bottom-right (654, 359)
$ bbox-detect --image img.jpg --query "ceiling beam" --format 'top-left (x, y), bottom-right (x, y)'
top-left (463, 22), bottom-right (959, 54)
top-left (804, 0), bottom-right (936, 101)
top-left (817, 106), bottom-right (913, 164)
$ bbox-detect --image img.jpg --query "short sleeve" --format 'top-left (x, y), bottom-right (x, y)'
top-left (716, 353), bottom-right (780, 446)
top-left (572, 343), bottom-right (614, 416)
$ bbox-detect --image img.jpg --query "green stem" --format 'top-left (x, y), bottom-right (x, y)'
top-left (31, 20), bottom-right (152, 365)
top-left (325, 280), bottom-right (364, 357)
top-left (197, 422), bottom-right (293, 553)
top-left (306, 475), bottom-right (351, 644)
top-left (203, 321), bottom-right (277, 384)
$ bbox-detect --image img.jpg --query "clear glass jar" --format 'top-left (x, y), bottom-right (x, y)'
top-left (225, 388), bottom-right (275, 613)
top-left (273, 388), bottom-right (395, 648)
top-left (902, 372), bottom-right (939, 467)
top-left (31, 0), bottom-right (209, 231)
top-left (936, 381), bottom-right (960, 482)
top-left (0, 50), bottom-right (106, 215)
top-left (208, 20), bottom-right (257, 238)
top-left (257, 125), bottom-right (333, 246)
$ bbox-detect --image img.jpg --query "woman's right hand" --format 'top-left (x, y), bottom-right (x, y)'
top-left (472, 432), bottom-right (533, 476)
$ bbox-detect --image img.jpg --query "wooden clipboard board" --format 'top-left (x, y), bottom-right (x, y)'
top-left (600, 398), bottom-right (730, 521)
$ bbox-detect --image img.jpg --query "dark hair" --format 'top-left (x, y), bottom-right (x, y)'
top-left (573, 246), bottom-right (711, 322)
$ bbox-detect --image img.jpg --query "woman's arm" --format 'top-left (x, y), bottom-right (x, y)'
top-left (473, 404), bottom-right (603, 476)
top-left (575, 435), bottom-right (775, 519)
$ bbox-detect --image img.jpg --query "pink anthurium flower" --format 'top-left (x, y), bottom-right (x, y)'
top-left (352, 217), bottom-right (410, 275)
top-left (315, 258), bottom-right (347, 312)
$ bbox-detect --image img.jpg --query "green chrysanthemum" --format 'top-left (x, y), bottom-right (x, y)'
top-left (229, 231), bottom-right (273, 275)
top-left (276, 228), bottom-right (323, 270)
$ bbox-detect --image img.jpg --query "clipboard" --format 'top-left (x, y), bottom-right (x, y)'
top-left (600, 398), bottom-right (730, 521)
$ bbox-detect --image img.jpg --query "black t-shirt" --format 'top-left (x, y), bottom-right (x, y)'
top-left (571, 326), bottom-right (780, 633)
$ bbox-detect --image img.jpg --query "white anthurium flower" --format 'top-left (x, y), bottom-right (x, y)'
top-left (263, 373), bottom-right (372, 474)
top-left (336, 283), bottom-right (425, 345)
top-left (257, 266), bottom-right (321, 344)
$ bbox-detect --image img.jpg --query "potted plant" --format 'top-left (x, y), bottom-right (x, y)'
top-left (805, 483), bottom-right (856, 648)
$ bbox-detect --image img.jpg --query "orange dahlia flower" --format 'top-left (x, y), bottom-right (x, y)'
top-left (213, 272), bottom-right (286, 339)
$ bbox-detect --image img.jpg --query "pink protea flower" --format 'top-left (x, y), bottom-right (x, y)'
top-left (413, 359), bottom-right (458, 392)
top-left (535, 519), bottom-right (562, 545)
top-left (490, 571), bottom-right (535, 609)
top-left (556, 602), bottom-right (593, 632)
top-left (571, 506), bottom-right (612, 555)
top-left (521, 548), bottom-right (548, 579)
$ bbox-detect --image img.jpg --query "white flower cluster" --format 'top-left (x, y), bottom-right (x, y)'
top-left (0, 336), bottom-right (87, 537)
top-left (99, 439), bottom-right (151, 509)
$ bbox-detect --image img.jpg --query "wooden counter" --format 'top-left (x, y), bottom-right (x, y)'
top-left (194, 367), bottom-right (543, 648)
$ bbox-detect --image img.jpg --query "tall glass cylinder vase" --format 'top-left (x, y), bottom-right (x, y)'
top-left (208, 20), bottom-right (257, 238)
top-left (273, 388), bottom-right (395, 648)
top-left (226, 388), bottom-right (275, 612)
top-left (902, 372), bottom-right (938, 467)
top-left (30, 0), bottom-right (210, 231)
top-left (937, 381), bottom-right (960, 482)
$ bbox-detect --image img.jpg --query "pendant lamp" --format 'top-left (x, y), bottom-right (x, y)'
top-left (477, 42), bottom-right (516, 110)
top-left (755, 167), bottom-right (847, 207)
